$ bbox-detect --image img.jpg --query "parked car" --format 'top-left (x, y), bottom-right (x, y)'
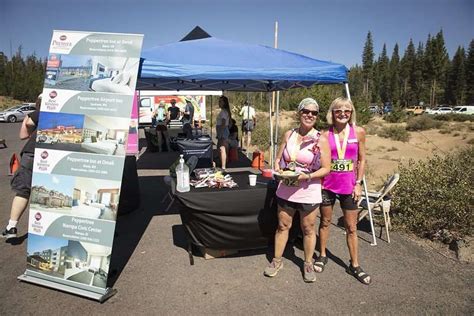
top-left (452, 105), bottom-right (474, 115)
top-left (404, 106), bottom-right (425, 115)
top-left (383, 102), bottom-right (393, 114)
top-left (0, 103), bottom-right (36, 123)
top-left (368, 104), bottom-right (381, 114)
top-left (424, 107), bottom-right (439, 115)
top-left (430, 107), bottom-right (453, 115)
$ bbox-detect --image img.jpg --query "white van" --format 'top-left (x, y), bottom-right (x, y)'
top-left (452, 105), bottom-right (474, 115)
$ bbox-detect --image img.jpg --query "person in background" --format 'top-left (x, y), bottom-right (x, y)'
top-left (228, 118), bottom-right (239, 149)
top-left (216, 96), bottom-right (231, 170)
top-left (239, 101), bottom-right (256, 150)
top-left (167, 98), bottom-right (181, 121)
top-left (316, 97), bottom-right (371, 285)
top-left (2, 94), bottom-right (41, 240)
top-left (155, 101), bottom-right (170, 151)
top-left (182, 98), bottom-right (195, 139)
top-left (264, 97), bottom-right (330, 283)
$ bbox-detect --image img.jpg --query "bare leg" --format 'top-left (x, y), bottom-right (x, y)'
top-left (344, 210), bottom-right (359, 266)
top-left (10, 196), bottom-right (29, 221)
top-left (274, 207), bottom-right (295, 259)
top-left (219, 140), bottom-right (228, 169)
top-left (318, 205), bottom-right (333, 257)
top-left (247, 131), bottom-right (251, 149)
top-left (300, 208), bottom-right (318, 263)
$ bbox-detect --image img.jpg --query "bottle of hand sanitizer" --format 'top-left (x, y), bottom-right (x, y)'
top-left (176, 154), bottom-right (190, 192)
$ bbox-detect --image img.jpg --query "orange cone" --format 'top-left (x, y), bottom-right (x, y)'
top-left (9, 153), bottom-right (19, 176)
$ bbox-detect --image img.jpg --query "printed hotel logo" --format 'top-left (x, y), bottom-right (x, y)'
top-left (40, 151), bottom-right (49, 159)
top-left (49, 90), bottom-right (57, 99)
top-left (35, 212), bottom-right (42, 221)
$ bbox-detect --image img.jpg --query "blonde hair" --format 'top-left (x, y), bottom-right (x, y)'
top-left (326, 97), bottom-right (357, 126)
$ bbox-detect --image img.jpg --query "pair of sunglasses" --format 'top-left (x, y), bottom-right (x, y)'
top-left (300, 109), bottom-right (319, 116)
top-left (333, 109), bottom-right (352, 115)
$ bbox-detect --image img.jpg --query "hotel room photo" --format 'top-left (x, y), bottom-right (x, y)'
top-left (44, 54), bottom-right (139, 94)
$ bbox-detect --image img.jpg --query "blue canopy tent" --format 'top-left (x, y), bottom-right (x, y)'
top-left (137, 30), bottom-right (378, 245)
top-left (138, 37), bottom-right (348, 92)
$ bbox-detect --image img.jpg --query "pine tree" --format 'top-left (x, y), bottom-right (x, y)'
top-left (414, 42), bottom-right (425, 105)
top-left (425, 31), bottom-right (449, 105)
top-left (362, 31), bottom-right (374, 101)
top-left (465, 40), bottom-right (474, 104)
top-left (377, 44), bottom-right (390, 102)
top-left (445, 46), bottom-right (466, 105)
top-left (400, 39), bottom-right (416, 106)
top-left (389, 44), bottom-right (401, 105)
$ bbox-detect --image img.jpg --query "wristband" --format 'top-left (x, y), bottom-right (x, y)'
top-left (355, 180), bottom-right (362, 185)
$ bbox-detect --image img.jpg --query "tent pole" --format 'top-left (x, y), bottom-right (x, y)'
top-left (268, 92), bottom-right (274, 169)
top-left (344, 82), bottom-right (377, 246)
top-left (274, 90), bottom-right (280, 164)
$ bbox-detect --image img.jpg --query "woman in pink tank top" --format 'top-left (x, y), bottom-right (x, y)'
top-left (314, 97), bottom-right (371, 285)
top-left (263, 98), bottom-right (330, 283)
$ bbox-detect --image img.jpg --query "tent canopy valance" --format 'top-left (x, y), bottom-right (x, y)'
top-left (138, 35), bottom-right (348, 92)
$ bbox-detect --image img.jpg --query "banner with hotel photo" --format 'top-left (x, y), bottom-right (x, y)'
top-left (20, 30), bottom-right (143, 302)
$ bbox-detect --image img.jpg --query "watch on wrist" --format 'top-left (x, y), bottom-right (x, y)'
top-left (355, 180), bottom-right (362, 185)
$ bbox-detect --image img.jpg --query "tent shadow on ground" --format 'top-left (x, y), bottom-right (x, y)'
top-left (107, 175), bottom-right (172, 287)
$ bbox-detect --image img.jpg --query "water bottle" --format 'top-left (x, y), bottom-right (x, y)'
top-left (176, 154), bottom-right (190, 192)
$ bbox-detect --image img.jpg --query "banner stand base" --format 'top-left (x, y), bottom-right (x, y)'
top-left (18, 274), bottom-right (117, 303)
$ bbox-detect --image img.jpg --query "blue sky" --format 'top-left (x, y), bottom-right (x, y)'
top-left (31, 173), bottom-right (75, 195)
top-left (1, 0), bottom-right (473, 67)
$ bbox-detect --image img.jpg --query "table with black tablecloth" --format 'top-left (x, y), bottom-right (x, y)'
top-left (175, 172), bottom-right (302, 263)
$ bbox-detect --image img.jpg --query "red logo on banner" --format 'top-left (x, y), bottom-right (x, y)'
top-left (49, 91), bottom-right (57, 99)
top-left (35, 212), bottom-right (42, 221)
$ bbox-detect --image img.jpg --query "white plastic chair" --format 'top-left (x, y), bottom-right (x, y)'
top-left (358, 173), bottom-right (400, 243)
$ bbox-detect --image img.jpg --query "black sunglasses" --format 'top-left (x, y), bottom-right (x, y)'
top-left (300, 109), bottom-right (319, 116)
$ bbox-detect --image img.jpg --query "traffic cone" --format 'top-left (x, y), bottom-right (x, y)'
top-left (9, 153), bottom-right (19, 176)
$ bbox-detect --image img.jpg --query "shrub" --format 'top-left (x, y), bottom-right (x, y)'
top-left (391, 147), bottom-right (474, 241)
top-left (252, 116), bottom-right (287, 151)
top-left (378, 125), bottom-right (410, 142)
top-left (433, 113), bottom-right (474, 122)
top-left (384, 108), bottom-right (407, 123)
top-left (406, 115), bottom-right (443, 131)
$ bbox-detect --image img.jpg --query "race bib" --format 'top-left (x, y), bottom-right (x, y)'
top-left (330, 159), bottom-right (354, 172)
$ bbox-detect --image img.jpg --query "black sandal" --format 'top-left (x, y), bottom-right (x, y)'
top-left (347, 263), bottom-right (371, 285)
top-left (313, 256), bottom-right (328, 273)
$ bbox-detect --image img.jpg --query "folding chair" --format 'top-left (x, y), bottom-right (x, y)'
top-left (358, 173), bottom-right (400, 243)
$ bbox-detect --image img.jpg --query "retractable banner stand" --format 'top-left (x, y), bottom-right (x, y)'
top-left (18, 30), bottom-right (143, 302)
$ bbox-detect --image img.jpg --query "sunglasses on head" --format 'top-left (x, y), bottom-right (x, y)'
top-left (333, 109), bottom-right (352, 115)
top-left (300, 109), bottom-right (319, 116)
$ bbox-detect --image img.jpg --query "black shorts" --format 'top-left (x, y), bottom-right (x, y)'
top-left (242, 119), bottom-right (254, 132)
top-left (11, 153), bottom-right (34, 199)
top-left (277, 197), bottom-right (319, 213)
top-left (321, 189), bottom-right (358, 210)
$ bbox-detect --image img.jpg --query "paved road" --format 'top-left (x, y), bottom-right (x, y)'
top-left (0, 122), bottom-right (472, 315)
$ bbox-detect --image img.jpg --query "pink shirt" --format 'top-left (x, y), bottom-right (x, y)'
top-left (276, 129), bottom-right (322, 204)
top-left (323, 125), bottom-right (358, 194)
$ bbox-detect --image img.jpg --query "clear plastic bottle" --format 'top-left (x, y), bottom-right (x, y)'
top-left (176, 154), bottom-right (190, 192)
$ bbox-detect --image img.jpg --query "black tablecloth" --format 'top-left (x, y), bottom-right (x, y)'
top-left (175, 172), bottom-right (280, 250)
